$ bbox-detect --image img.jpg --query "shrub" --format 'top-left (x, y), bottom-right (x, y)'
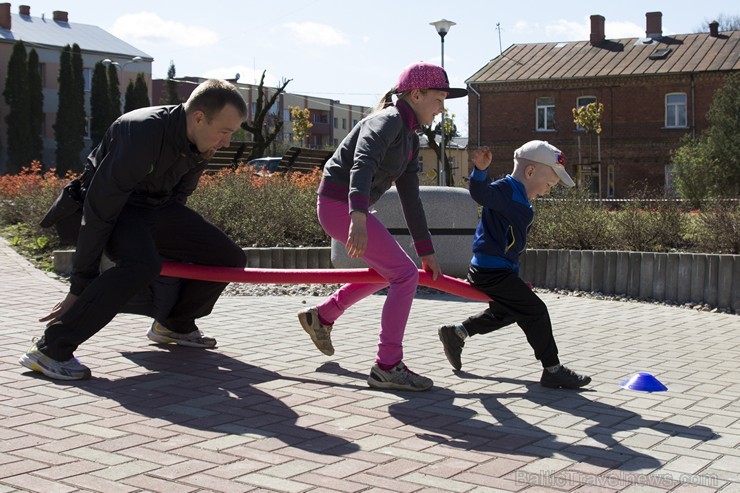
top-left (611, 185), bottom-right (687, 252)
top-left (0, 161), bottom-right (70, 234)
top-left (187, 167), bottom-right (328, 247)
top-left (690, 200), bottom-right (740, 254)
top-left (529, 186), bottom-right (616, 250)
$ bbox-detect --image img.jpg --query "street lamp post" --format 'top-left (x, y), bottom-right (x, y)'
top-left (102, 56), bottom-right (143, 110)
top-left (430, 19), bottom-right (455, 186)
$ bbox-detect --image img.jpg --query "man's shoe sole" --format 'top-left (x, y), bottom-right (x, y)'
top-left (541, 376), bottom-right (592, 389)
top-left (367, 377), bottom-right (432, 392)
top-left (146, 331), bottom-right (216, 348)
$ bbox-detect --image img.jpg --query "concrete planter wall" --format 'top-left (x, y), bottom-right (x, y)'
top-left (520, 249), bottom-right (739, 312)
top-left (52, 246), bottom-right (333, 274)
top-left (52, 247), bottom-right (738, 311)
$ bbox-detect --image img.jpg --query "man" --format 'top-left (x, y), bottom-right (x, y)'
top-left (20, 79), bottom-right (248, 380)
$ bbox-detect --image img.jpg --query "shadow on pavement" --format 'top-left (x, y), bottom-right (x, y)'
top-left (317, 363), bottom-right (717, 471)
top-left (71, 347), bottom-right (360, 456)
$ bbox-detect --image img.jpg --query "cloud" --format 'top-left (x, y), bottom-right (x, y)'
top-left (283, 21), bottom-right (348, 47)
top-left (109, 12), bottom-right (218, 48)
top-left (514, 17), bottom-right (644, 42)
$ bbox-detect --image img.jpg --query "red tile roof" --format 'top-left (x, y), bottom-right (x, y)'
top-left (467, 31), bottom-right (740, 84)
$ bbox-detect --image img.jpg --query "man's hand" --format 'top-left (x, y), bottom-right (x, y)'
top-left (470, 146), bottom-right (493, 171)
top-left (346, 211), bottom-right (368, 258)
top-left (39, 293), bottom-right (78, 327)
top-left (421, 254), bottom-right (442, 281)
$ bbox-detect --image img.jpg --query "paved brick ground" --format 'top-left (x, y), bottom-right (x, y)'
top-left (1, 236), bottom-right (739, 492)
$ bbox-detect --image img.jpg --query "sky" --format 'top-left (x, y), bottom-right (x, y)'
top-left (24, 1), bottom-right (739, 136)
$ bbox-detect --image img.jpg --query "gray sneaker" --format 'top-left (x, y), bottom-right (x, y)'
top-left (297, 307), bottom-right (334, 356)
top-left (19, 339), bottom-right (91, 381)
top-left (146, 321), bottom-right (217, 348)
top-left (367, 362), bottom-right (433, 391)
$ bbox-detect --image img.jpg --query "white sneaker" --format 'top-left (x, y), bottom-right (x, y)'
top-left (367, 362), bottom-right (433, 391)
top-left (146, 321), bottom-right (217, 348)
top-left (19, 339), bottom-right (91, 380)
top-left (297, 307), bottom-right (334, 356)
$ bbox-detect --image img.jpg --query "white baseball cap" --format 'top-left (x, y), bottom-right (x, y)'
top-left (514, 140), bottom-right (575, 187)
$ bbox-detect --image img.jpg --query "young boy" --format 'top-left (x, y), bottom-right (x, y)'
top-left (439, 140), bottom-right (591, 389)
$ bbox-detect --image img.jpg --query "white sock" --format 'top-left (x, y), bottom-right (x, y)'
top-left (454, 324), bottom-right (469, 340)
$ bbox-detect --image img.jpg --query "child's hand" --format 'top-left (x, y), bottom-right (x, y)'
top-left (470, 146), bottom-right (492, 170)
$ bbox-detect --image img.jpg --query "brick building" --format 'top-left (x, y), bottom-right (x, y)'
top-left (466, 12), bottom-right (739, 198)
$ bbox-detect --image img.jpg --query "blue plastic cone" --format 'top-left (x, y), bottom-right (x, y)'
top-left (620, 372), bottom-right (668, 392)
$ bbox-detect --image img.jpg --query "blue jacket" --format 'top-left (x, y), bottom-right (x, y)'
top-left (468, 169), bottom-right (534, 273)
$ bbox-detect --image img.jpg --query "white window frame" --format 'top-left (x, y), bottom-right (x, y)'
top-left (665, 93), bottom-right (687, 128)
top-left (575, 96), bottom-right (597, 131)
top-left (536, 97), bottom-right (555, 131)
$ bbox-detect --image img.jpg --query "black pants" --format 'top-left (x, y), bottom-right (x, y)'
top-left (461, 265), bottom-right (560, 368)
top-left (41, 202), bottom-right (246, 361)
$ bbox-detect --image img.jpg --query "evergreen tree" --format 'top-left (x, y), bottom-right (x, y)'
top-left (27, 49), bottom-right (44, 164)
top-left (90, 61), bottom-right (110, 148)
top-left (107, 63), bottom-right (121, 121)
top-left (124, 73), bottom-right (150, 113)
top-left (3, 41), bottom-right (31, 173)
top-left (54, 44), bottom-right (86, 175)
top-left (70, 44), bottom-right (86, 171)
top-left (133, 73), bottom-right (150, 109)
top-left (123, 79), bottom-right (136, 114)
top-left (161, 61), bottom-right (181, 105)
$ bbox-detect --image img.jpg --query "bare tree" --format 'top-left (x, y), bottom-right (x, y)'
top-left (241, 70), bottom-right (292, 160)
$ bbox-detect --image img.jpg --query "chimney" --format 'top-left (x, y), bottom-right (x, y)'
top-left (0, 3), bottom-right (10, 30)
top-left (590, 14), bottom-right (605, 46)
top-left (52, 10), bottom-right (68, 23)
top-left (709, 20), bottom-right (720, 37)
top-left (646, 11), bottom-right (663, 39)
top-left (19, 5), bottom-right (30, 16)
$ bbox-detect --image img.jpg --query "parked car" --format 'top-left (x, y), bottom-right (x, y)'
top-left (246, 157), bottom-right (282, 172)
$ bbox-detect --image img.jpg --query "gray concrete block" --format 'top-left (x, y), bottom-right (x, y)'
top-left (319, 248), bottom-right (332, 268)
top-left (665, 252), bottom-right (679, 303)
top-left (677, 253), bottom-right (693, 304)
top-left (627, 252), bottom-right (641, 298)
top-left (717, 255), bottom-right (733, 310)
top-left (579, 250), bottom-right (593, 292)
top-left (603, 251), bottom-right (617, 295)
top-left (271, 248), bottom-right (284, 268)
top-left (534, 249), bottom-right (548, 287)
top-left (245, 248), bottom-right (260, 268)
top-left (295, 248), bottom-right (308, 269)
top-left (732, 256), bottom-right (740, 313)
top-left (591, 250), bottom-right (605, 293)
top-left (258, 248), bottom-right (272, 268)
top-left (653, 253), bottom-right (667, 301)
top-left (690, 254), bottom-right (707, 304)
top-left (639, 252), bottom-right (654, 300)
top-left (521, 250), bottom-right (534, 283)
top-left (615, 251), bottom-right (629, 296)
top-left (704, 255), bottom-right (719, 307)
top-left (568, 250), bottom-right (581, 290)
top-left (545, 250), bottom-right (558, 289)
top-left (556, 250), bottom-right (570, 288)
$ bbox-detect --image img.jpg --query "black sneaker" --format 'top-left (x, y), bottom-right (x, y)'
top-left (540, 365), bottom-right (591, 389)
top-left (438, 325), bottom-right (464, 371)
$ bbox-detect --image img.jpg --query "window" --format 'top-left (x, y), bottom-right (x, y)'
top-left (283, 109), bottom-right (290, 121)
top-left (83, 68), bottom-right (91, 92)
top-left (333, 117), bottom-right (338, 128)
top-left (342, 118), bottom-right (347, 130)
top-left (665, 93), bottom-right (687, 128)
top-left (352, 119), bottom-right (358, 127)
top-left (84, 117), bottom-right (91, 139)
top-left (575, 96), bottom-right (597, 131)
top-left (536, 97), bottom-right (555, 131)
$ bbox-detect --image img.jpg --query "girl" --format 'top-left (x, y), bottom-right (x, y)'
top-left (298, 62), bottom-right (467, 391)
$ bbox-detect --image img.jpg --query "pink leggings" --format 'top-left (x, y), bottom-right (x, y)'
top-left (315, 195), bottom-right (419, 367)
